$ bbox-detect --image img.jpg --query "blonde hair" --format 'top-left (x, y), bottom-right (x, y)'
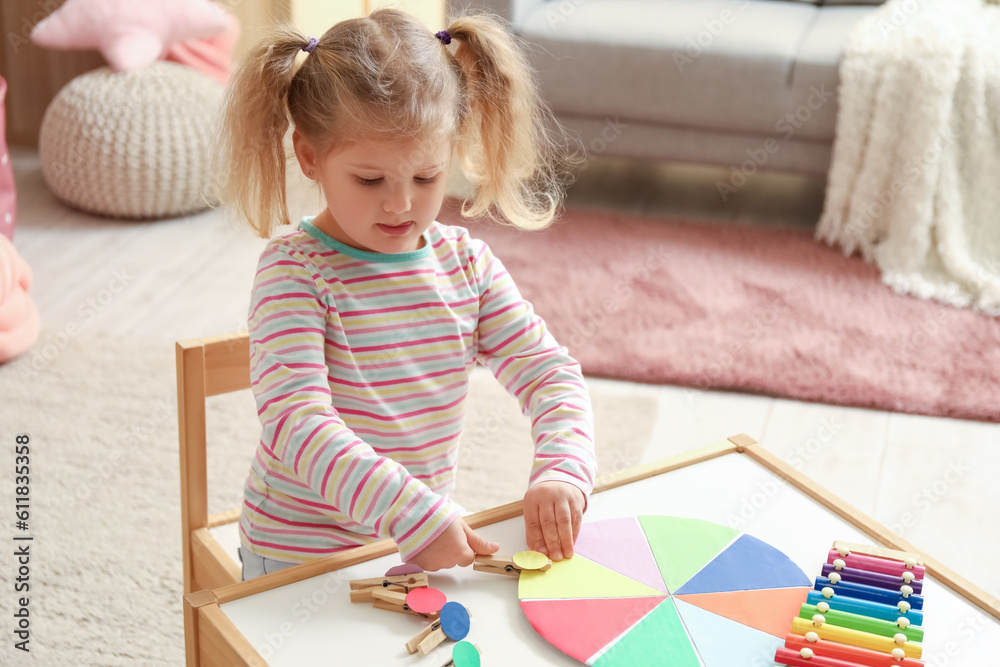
top-left (215, 9), bottom-right (574, 238)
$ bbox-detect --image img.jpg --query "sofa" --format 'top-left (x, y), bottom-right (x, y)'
top-left (451, 0), bottom-right (885, 176)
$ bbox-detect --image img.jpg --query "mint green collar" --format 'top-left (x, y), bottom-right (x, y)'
top-left (300, 217), bottom-right (431, 263)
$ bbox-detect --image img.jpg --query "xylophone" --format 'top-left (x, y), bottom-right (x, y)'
top-left (774, 540), bottom-right (927, 667)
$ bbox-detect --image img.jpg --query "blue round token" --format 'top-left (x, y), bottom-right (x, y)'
top-left (440, 601), bottom-right (470, 641)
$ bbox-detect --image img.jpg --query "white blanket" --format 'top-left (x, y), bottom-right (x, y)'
top-left (817, 0), bottom-right (1000, 314)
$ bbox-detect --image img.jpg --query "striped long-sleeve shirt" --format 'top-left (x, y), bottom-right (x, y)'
top-left (239, 217), bottom-right (597, 563)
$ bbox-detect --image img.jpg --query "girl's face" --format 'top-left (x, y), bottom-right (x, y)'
top-left (300, 134), bottom-right (452, 254)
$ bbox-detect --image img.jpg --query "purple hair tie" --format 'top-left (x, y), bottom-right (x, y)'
top-left (303, 37), bottom-right (318, 54)
top-left (435, 30), bottom-right (452, 45)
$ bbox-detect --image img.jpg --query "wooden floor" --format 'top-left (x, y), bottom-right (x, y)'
top-left (9, 145), bottom-right (999, 603)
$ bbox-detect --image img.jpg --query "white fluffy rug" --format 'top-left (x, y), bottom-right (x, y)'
top-left (0, 328), bottom-right (657, 664)
top-left (818, 0), bottom-right (1000, 313)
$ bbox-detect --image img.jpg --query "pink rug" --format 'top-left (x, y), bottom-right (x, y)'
top-left (440, 201), bottom-right (1000, 423)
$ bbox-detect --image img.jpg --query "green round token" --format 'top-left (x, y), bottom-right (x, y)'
top-left (452, 641), bottom-right (480, 667)
top-left (512, 549), bottom-right (549, 571)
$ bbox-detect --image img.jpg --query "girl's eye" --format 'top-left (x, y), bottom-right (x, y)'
top-left (415, 176), bottom-right (438, 184)
top-left (356, 177), bottom-right (382, 186)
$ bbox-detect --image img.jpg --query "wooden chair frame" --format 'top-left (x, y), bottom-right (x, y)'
top-left (176, 332), bottom-right (253, 595)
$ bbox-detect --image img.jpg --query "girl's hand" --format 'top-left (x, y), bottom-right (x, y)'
top-left (523, 481), bottom-right (585, 561)
top-left (406, 517), bottom-right (499, 572)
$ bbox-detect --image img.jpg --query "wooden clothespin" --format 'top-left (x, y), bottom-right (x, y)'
top-left (348, 572), bottom-right (428, 604)
top-left (407, 618), bottom-right (444, 655)
top-left (473, 550), bottom-right (551, 577)
top-left (473, 555), bottom-right (526, 576)
top-left (406, 601), bottom-right (470, 655)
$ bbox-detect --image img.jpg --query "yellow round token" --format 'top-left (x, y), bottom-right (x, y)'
top-left (512, 550), bottom-right (549, 571)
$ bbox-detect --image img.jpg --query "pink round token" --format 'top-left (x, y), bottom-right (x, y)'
top-left (406, 586), bottom-right (446, 614)
top-left (385, 563), bottom-right (423, 577)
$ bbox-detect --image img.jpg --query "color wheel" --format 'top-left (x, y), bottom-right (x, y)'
top-left (518, 516), bottom-right (811, 666)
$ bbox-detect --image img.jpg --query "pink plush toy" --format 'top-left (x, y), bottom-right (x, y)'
top-left (30, 0), bottom-right (232, 74)
top-left (0, 235), bottom-right (39, 363)
top-left (164, 10), bottom-right (241, 85)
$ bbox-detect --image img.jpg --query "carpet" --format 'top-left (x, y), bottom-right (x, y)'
top-left (0, 328), bottom-right (657, 665)
top-left (441, 201), bottom-right (1000, 423)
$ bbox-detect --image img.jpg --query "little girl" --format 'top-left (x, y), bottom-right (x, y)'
top-left (216, 8), bottom-right (597, 579)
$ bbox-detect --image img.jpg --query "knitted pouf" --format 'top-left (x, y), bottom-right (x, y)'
top-left (39, 62), bottom-right (223, 219)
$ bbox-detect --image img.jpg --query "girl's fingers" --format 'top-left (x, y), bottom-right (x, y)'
top-left (538, 502), bottom-right (562, 561)
top-left (524, 503), bottom-right (548, 555)
top-left (555, 501), bottom-right (575, 558)
top-left (463, 524), bottom-right (500, 556)
top-left (524, 483), bottom-right (588, 560)
top-left (571, 501), bottom-right (583, 543)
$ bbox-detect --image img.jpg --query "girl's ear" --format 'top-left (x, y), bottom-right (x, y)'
top-left (292, 129), bottom-right (318, 179)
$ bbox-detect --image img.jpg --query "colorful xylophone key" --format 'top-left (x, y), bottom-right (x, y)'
top-left (782, 632), bottom-right (925, 667)
top-left (815, 577), bottom-right (924, 610)
top-left (806, 590), bottom-right (923, 625)
top-left (831, 541), bottom-right (923, 563)
top-left (790, 617), bottom-right (923, 659)
top-left (827, 548), bottom-right (925, 580)
top-left (798, 603), bottom-right (923, 643)
top-left (826, 549), bottom-right (926, 581)
top-left (775, 647), bottom-right (879, 667)
top-left (821, 563), bottom-right (923, 594)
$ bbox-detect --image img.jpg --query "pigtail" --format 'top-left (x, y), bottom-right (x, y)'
top-left (213, 25), bottom-right (308, 238)
top-left (446, 14), bottom-right (577, 230)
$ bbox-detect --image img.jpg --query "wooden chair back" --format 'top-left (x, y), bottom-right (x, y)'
top-left (176, 332), bottom-right (252, 595)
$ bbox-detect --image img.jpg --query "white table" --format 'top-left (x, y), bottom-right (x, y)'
top-left (184, 438), bottom-right (1000, 666)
